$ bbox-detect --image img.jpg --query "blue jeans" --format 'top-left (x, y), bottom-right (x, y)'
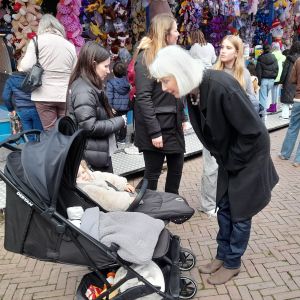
top-left (18, 107), bottom-right (43, 131)
top-left (216, 194), bottom-right (252, 269)
top-left (18, 107), bottom-right (43, 141)
top-left (280, 102), bottom-right (300, 163)
top-left (259, 79), bottom-right (275, 111)
top-left (271, 84), bottom-right (281, 105)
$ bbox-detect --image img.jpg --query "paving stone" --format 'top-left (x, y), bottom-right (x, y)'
top-left (0, 125), bottom-right (299, 299)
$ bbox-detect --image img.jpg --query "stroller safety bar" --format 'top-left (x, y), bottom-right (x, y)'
top-left (0, 129), bottom-right (42, 151)
top-left (127, 179), bottom-right (148, 211)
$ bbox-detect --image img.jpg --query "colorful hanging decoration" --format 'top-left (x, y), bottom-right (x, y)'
top-left (56, 0), bottom-right (84, 53)
top-left (80, 0), bottom-right (131, 61)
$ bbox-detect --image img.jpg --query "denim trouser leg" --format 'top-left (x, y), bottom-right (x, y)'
top-left (280, 102), bottom-right (300, 162)
top-left (271, 84), bottom-right (281, 105)
top-left (18, 108), bottom-right (43, 141)
top-left (259, 79), bottom-right (274, 112)
top-left (216, 194), bottom-right (252, 269)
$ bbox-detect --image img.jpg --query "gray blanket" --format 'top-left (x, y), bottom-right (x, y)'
top-left (80, 207), bottom-right (165, 264)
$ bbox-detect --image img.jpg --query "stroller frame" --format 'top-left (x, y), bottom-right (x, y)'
top-left (0, 117), bottom-right (197, 300)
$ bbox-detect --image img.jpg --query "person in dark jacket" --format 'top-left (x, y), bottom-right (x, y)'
top-left (67, 42), bottom-right (126, 172)
top-left (256, 44), bottom-right (279, 119)
top-left (2, 71), bottom-right (43, 134)
top-left (107, 61), bottom-right (130, 143)
top-left (150, 45), bottom-right (279, 285)
top-left (134, 13), bottom-right (188, 195)
top-left (279, 41), bottom-right (300, 119)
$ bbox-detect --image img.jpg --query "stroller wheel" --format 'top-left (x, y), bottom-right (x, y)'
top-left (179, 248), bottom-right (196, 271)
top-left (179, 276), bottom-right (197, 299)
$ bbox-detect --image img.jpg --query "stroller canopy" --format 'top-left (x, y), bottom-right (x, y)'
top-left (6, 117), bottom-right (85, 208)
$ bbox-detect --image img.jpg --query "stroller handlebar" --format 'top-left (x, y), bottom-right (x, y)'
top-left (0, 130), bottom-right (42, 151)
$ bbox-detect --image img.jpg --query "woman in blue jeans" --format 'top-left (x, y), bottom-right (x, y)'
top-left (279, 102), bottom-right (300, 166)
top-left (149, 45), bottom-right (279, 285)
top-left (279, 57), bottom-right (300, 167)
top-left (2, 71), bottom-right (43, 135)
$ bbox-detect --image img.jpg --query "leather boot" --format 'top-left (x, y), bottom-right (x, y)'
top-left (198, 259), bottom-right (223, 274)
top-left (207, 266), bottom-right (240, 285)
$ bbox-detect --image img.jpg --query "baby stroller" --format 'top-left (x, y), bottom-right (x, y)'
top-left (0, 117), bottom-right (197, 299)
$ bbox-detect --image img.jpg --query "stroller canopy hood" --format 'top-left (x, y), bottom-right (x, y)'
top-left (14, 117), bottom-right (85, 207)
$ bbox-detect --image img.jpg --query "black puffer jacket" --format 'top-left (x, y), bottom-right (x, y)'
top-left (279, 54), bottom-right (300, 104)
top-left (134, 52), bottom-right (186, 153)
top-left (68, 77), bottom-right (125, 169)
top-left (256, 52), bottom-right (278, 85)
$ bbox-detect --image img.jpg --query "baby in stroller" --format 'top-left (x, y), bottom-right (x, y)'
top-left (76, 160), bottom-right (136, 212)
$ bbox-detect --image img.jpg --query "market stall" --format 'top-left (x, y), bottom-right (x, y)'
top-left (0, 0), bottom-right (299, 71)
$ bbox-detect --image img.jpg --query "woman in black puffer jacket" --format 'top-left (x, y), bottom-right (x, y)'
top-left (67, 42), bottom-right (125, 172)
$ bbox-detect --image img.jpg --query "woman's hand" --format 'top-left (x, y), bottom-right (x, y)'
top-left (152, 136), bottom-right (163, 148)
top-left (124, 183), bottom-right (135, 193)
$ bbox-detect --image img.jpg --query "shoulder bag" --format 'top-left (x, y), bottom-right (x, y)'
top-left (21, 36), bottom-right (44, 93)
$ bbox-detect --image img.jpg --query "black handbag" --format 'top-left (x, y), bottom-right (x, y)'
top-left (21, 36), bottom-right (44, 93)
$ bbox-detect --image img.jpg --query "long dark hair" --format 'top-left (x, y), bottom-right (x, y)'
top-left (68, 41), bottom-right (113, 117)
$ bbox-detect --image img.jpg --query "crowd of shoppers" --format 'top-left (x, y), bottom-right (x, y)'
top-left (7, 8), bottom-right (300, 287)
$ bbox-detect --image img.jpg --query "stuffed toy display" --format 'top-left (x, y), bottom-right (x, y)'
top-left (10, 0), bottom-right (42, 54)
top-left (80, 0), bottom-right (132, 61)
top-left (56, 0), bottom-right (84, 53)
top-left (1, 0), bottom-right (299, 62)
top-left (270, 18), bottom-right (283, 48)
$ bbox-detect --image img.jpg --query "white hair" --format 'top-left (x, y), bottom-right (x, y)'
top-left (149, 45), bottom-right (204, 97)
top-left (38, 14), bottom-right (65, 38)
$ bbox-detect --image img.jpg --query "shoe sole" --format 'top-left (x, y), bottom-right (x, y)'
top-left (207, 271), bottom-right (240, 285)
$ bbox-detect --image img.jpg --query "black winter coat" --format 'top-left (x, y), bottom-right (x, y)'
top-left (134, 52), bottom-right (186, 153)
top-left (279, 54), bottom-right (300, 104)
top-left (188, 70), bottom-right (279, 222)
top-left (256, 52), bottom-right (278, 85)
top-left (68, 77), bottom-right (125, 169)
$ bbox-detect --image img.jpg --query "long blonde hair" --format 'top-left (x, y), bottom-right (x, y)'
top-left (138, 13), bottom-right (176, 67)
top-left (214, 35), bottom-right (245, 89)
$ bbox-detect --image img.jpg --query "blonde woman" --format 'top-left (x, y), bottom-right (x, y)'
top-left (134, 13), bottom-right (187, 195)
top-left (215, 35), bottom-right (254, 95)
top-left (189, 29), bottom-right (218, 217)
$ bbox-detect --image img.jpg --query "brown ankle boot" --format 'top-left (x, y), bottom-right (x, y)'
top-left (207, 266), bottom-right (240, 285)
top-left (199, 259), bottom-right (223, 274)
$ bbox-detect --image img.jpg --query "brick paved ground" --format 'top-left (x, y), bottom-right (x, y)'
top-left (0, 128), bottom-right (299, 300)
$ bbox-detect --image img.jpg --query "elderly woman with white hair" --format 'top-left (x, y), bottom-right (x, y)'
top-left (20, 14), bottom-right (77, 130)
top-left (149, 45), bottom-right (279, 285)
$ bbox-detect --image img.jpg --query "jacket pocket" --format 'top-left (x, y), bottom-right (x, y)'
top-left (155, 106), bottom-right (176, 130)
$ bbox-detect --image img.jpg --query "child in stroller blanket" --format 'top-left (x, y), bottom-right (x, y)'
top-left (76, 160), bottom-right (136, 212)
